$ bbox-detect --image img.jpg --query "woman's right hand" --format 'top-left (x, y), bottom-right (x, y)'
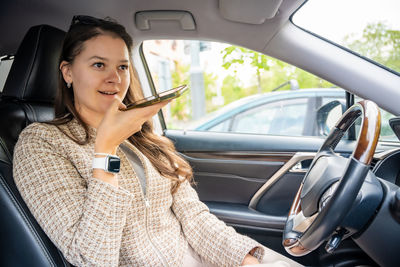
top-left (95, 96), bottom-right (170, 155)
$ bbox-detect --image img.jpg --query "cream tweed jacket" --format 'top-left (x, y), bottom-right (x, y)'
top-left (13, 119), bottom-right (265, 267)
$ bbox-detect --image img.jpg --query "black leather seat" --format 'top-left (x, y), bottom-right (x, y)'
top-left (0, 25), bottom-right (72, 267)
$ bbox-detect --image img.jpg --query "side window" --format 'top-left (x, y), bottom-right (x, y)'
top-left (353, 97), bottom-right (397, 141)
top-left (142, 40), bottom-right (396, 141)
top-left (0, 56), bottom-right (13, 92)
top-left (379, 109), bottom-right (397, 141)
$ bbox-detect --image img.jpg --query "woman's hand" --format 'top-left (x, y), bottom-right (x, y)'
top-left (95, 96), bottom-right (169, 154)
top-left (92, 97), bottom-right (169, 188)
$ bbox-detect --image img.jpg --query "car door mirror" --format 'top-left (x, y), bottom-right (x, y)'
top-left (317, 100), bottom-right (345, 136)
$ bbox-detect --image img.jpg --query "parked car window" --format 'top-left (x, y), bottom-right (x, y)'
top-left (231, 98), bottom-right (308, 135)
top-left (293, 0), bottom-right (400, 75)
top-left (142, 40), bottom-right (397, 141)
top-left (208, 119), bottom-right (231, 132)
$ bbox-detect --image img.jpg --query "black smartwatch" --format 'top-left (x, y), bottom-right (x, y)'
top-left (92, 154), bottom-right (121, 173)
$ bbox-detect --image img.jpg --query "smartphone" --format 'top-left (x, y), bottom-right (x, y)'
top-left (123, 84), bottom-right (188, 110)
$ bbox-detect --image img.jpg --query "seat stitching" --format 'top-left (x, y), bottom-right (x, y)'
top-left (22, 102), bottom-right (37, 123)
top-left (0, 137), bottom-right (12, 163)
top-left (21, 26), bottom-right (42, 100)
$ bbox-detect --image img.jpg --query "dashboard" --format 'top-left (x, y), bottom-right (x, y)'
top-left (373, 149), bottom-right (400, 186)
top-left (373, 117), bottom-right (400, 186)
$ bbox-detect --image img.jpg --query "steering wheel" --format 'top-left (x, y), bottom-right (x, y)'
top-left (283, 100), bottom-right (381, 256)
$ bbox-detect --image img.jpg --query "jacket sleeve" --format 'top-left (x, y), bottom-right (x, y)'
top-left (13, 124), bottom-right (133, 267)
top-left (171, 180), bottom-right (265, 267)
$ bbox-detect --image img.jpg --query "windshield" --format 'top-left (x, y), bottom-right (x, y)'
top-left (293, 0), bottom-right (400, 75)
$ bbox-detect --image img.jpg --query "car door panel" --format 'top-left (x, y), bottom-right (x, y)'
top-left (182, 152), bottom-right (287, 204)
top-left (166, 130), bottom-right (356, 221)
top-left (165, 129), bottom-right (366, 265)
top-left (182, 152), bottom-right (308, 226)
top-left (204, 202), bottom-right (287, 230)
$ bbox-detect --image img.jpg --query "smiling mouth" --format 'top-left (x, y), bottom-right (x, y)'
top-left (98, 91), bottom-right (118, 95)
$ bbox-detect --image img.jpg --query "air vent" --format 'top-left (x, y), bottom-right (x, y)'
top-left (370, 158), bottom-right (378, 171)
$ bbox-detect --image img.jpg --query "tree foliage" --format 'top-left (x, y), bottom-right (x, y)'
top-left (219, 45), bottom-right (334, 105)
top-left (343, 22), bottom-right (400, 73)
top-left (170, 63), bottom-right (190, 121)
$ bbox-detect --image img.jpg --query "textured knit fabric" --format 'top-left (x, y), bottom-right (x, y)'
top-left (13, 119), bottom-right (265, 267)
top-left (119, 142), bottom-right (146, 194)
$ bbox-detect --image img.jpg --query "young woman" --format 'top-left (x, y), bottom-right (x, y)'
top-left (13, 16), bottom-right (301, 267)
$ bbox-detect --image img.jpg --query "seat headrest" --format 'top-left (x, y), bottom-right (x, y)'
top-left (2, 25), bottom-right (65, 103)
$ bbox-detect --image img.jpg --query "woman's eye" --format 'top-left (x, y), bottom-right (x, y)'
top-left (119, 65), bottom-right (128, 70)
top-left (93, 62), bottom-right (104, 68)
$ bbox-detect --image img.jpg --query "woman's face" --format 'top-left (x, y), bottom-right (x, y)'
top-left (61, 34), bottom-right (131, 126)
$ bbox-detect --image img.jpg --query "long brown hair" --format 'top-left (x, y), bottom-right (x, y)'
top-left (50, 16), bottom-right (192, 192)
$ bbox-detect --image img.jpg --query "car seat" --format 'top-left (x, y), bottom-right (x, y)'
top-left (0, 25), bottom-right (73, 267)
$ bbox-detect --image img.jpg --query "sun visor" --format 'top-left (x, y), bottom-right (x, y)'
top-left (135, 11), bottom-right (196, 31)
top-left (219, 0), bottom-right (282, 24)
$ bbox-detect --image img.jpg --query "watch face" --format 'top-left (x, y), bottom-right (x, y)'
top-left (108, 156), bottom-right (121, 173)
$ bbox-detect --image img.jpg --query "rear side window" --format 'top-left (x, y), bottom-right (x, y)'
top-left (0, 56), bottom-right (13, 92)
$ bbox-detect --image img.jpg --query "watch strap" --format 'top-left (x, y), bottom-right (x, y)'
top-left (92, 154), bottom-right (121, 173)
top-left (92, 157), bottom-right (108, 170)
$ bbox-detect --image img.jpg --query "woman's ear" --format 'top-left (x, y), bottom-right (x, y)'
top-left (59, 61), bottom-right (72, 84)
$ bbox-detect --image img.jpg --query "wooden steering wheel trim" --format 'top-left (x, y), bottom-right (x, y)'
top-left (352, 101), bottom-right (381, 165)
top-left (283, 183), bottom-right (311, 255)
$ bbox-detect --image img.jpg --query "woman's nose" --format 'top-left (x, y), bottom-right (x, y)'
top-left (106, 69), bottom-right (121, 83)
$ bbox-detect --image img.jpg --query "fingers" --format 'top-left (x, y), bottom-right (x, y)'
top-left (119, 102), bottom-right (127, 110)
top-left (105, 96), bottom-right (127, 115)
top-left (146, 99), bottom-right (171, 112)
top-left (107, 96), bottom-right (123, 112)
top-left (142, 100), bottom-right (171, 117)
top-left (124, 99), bottom-right (170, 117)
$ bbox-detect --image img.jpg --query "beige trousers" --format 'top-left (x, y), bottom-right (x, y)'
top-left (182, 245), bottom-right (303, 267)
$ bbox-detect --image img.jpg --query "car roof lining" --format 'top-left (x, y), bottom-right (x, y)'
top-left (0, 0), bottom-right (303, 55)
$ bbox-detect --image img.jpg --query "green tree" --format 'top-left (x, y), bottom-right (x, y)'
top-left (204, 72), bottom-right (218, 113)
top-left (221, 46), bottom-right (277, 93)
top-left (170, 63), bottom-right (190, 122)
top-left (343, 22), bottom-right (400, 72)
top-left (221, 45), bottom-right (334, 98)
top-left (221, 75), bottom-right (254, 105)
